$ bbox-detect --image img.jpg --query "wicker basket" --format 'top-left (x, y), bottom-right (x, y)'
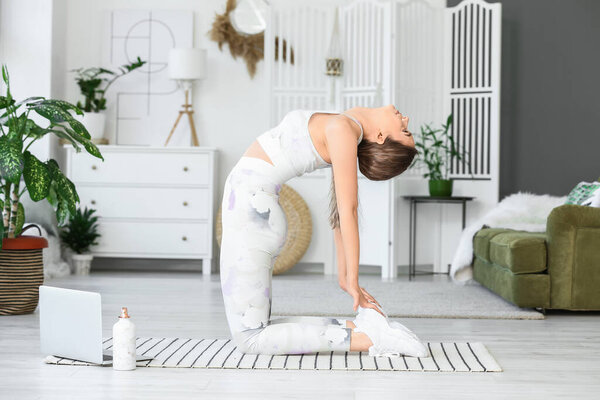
top-left (216, 184), bottom-right (312, 275)
top-left (0, 226), bottom-right (49, 315)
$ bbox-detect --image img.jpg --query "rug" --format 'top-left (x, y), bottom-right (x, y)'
top-left (43, 337), bottom-right (502, 372)
top-left (270, 277), bottom-right (544, 320)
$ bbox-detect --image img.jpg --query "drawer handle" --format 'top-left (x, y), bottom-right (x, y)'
top-left (183, 201), bottom-right (188, 207)
top-left (183, 166), bottom-right (189, 172)
top-left (91, 200), bottom-right (96, 205)
top-left (91, 165), bottom-right (97, 170)
top-left (182, 236), bottom-right (188, 241)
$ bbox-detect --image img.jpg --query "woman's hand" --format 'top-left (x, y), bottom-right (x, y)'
top-left (346, 285), bottom-right (385, 316)
top-left (359, 286), bottom-right (382, 309)
top-left (340, 282), bottom-right (382, 309)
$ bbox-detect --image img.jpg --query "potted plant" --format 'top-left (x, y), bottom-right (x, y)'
top-left (60, 207), bottom-right (100, 275)
top-left (413, 114), bottom-right (469, 197)
top-left (0, 65), bottom-right (103, 315)
top-left (72, 56), bottom-right (146, 141)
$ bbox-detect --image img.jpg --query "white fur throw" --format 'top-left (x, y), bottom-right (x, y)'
top-left (450, 192), bottom-right (567, 285)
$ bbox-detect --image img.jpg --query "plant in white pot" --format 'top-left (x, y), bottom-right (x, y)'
top-left (72, 56), bottom-right (146, 141)
top-left (60, 207), bottom-right (100, 275)
top-left (0, 65), bottom-right (103, 315)
top-left (413, 114), bottom-right (471, 197)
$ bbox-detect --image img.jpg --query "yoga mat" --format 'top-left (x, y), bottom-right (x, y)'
top-left (43, 337), bottom-right (502, 372)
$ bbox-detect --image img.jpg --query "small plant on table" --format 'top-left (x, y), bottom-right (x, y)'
top-left (413, 114), bottom-right (470, 196)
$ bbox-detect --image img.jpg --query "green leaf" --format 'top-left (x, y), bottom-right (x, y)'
top-left (28, 124), bottom-right (50, 140)
top-left (29, 102), bottom-right (73, 124)
top-left (29, 102), bottom-right (91, 139)
top-left (1, 65), bottom-right (8, 85)
top-left (0, 96), bottom-right (15, 109)
top-left (49, 128), bottom-right (82, 151)
top-left (47, 183), bottom-right (59, 207)
top-left (14, 96), bottom-right (44, 109)
top-left (66, 118), bottom-right (91, 140)
top-left (47, 159), bottom-right (79, 213)
top-left (0, 135), bottom-right (24, 183)
top-left (74, 135), bottom-right (103, 160)
top-left (23, 151), bottom-right (51, 201)
top-left (56, 199), bottom-right (70, 226)
top-left (63, 126), bottom-right (102, 159)
top-left (38, 99), bottom-right (83, 116)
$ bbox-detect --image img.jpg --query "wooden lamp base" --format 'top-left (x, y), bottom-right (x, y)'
top-left (164, 88), bottom-right (200, 146)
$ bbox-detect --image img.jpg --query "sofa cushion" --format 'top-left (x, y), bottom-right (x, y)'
top-left (473, 228), bottom-right (508, 263)
top-left (474, 228), bottom-right (547, 274)
top-left (489, 231), bottom-right (547, 274)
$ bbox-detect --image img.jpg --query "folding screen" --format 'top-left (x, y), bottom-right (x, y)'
top-left (264, 0), bottom-right (501, 276)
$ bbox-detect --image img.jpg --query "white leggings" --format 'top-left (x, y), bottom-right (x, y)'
top-left (220, 156), bottom-right (352, 355)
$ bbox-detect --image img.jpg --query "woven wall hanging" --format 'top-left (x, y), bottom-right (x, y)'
top-left (208, 0), bottom-right (294, 79)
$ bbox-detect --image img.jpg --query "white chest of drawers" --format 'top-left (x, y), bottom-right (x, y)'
top-left (62, 145), bottom-right (218, 275)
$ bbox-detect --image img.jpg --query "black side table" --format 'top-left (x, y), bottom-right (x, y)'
top-left (402, 196), bottom-right (474, 280)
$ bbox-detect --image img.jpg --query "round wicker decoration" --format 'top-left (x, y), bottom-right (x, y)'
top-left (216, 184), bottom-right (312, 275)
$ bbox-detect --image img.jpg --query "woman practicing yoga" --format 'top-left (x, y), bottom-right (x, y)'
top-left (220, 104), bottom-right (429, 358)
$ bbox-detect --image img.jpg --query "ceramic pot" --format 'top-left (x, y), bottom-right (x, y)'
top-left (428, 179), bottom-right (453, 197)
top-left (72, 253), bottom-right (94, 275)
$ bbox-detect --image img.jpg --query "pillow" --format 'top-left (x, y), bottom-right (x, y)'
top-left (582, 187), bottom-right (600, 207)
top-left (565, 181), bottom-right (600, 207)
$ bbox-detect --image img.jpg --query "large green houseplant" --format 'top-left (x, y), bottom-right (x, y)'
top-left (413, 114), bottom-right (469, 197)
top-left (0, 65), bottom-right (103, 315)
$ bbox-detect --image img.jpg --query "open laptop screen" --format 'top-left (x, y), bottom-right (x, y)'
top-left (39, 285), bottom-right (104, 364)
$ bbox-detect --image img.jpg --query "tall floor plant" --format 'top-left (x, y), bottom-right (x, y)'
top-left (0, 65), bottom-right (104, 244)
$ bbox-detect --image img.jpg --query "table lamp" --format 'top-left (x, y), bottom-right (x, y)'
top-left (165, 48), bottom-right (207, 146)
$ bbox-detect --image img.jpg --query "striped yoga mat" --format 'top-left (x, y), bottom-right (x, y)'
top-left (43, 337), bottom-right (502, 372)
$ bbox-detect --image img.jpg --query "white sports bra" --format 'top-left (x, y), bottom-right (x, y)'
top-left (256, 109), bottom-right (364, 183)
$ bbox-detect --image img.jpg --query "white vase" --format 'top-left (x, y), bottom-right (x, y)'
top-left (71, 253), bottom-right (94, 275)
top-left (76, 112), bottom-right (106, 140)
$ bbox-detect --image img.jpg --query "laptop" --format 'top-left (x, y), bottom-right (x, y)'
top-left (39, 285), bottom-right (153, 364)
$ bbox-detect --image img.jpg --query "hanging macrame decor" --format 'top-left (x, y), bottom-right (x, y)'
top-left (325, 7), bottom-right (343, 77)
top-left (325, 7), bottom-right (343, 105)
top-left (209, 0), bottom-right (294, 79)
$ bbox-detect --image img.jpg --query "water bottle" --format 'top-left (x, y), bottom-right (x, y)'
top-left (112, 307), bottom-right (136, 370)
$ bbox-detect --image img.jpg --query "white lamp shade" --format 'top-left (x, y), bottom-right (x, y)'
top-left (168, 48), bottom-right (207, 80)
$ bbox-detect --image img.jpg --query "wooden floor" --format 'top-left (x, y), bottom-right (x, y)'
top-left (1, 267), bottom-right (599, 399)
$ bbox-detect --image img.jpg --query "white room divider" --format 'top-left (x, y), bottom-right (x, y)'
top-left (436, 0), bottom-right (502, 272)
top-left (264, 0), bottom-right (501, 278)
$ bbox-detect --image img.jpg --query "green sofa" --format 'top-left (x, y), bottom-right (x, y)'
top-left (472, 204), bottom-right (600, 313)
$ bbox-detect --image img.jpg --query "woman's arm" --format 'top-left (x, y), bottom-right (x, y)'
top-left (326, 118), bottom-right (384, 314)
top-left (326, 120), bottom-right (360, 291)
top-left (334, 225), bottom-right (347, 290)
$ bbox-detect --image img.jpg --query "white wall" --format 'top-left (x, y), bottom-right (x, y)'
top-left (58, 0), bottom-right (270, 198)
top-left (0, 0), bottom-right (55, 161)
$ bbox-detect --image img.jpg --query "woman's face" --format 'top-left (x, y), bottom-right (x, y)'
top-left (378, 104), bottom-right (415, 147)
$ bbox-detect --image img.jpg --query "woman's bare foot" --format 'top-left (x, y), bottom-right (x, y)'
top-left (346, 320), bottom-right (373, 351)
